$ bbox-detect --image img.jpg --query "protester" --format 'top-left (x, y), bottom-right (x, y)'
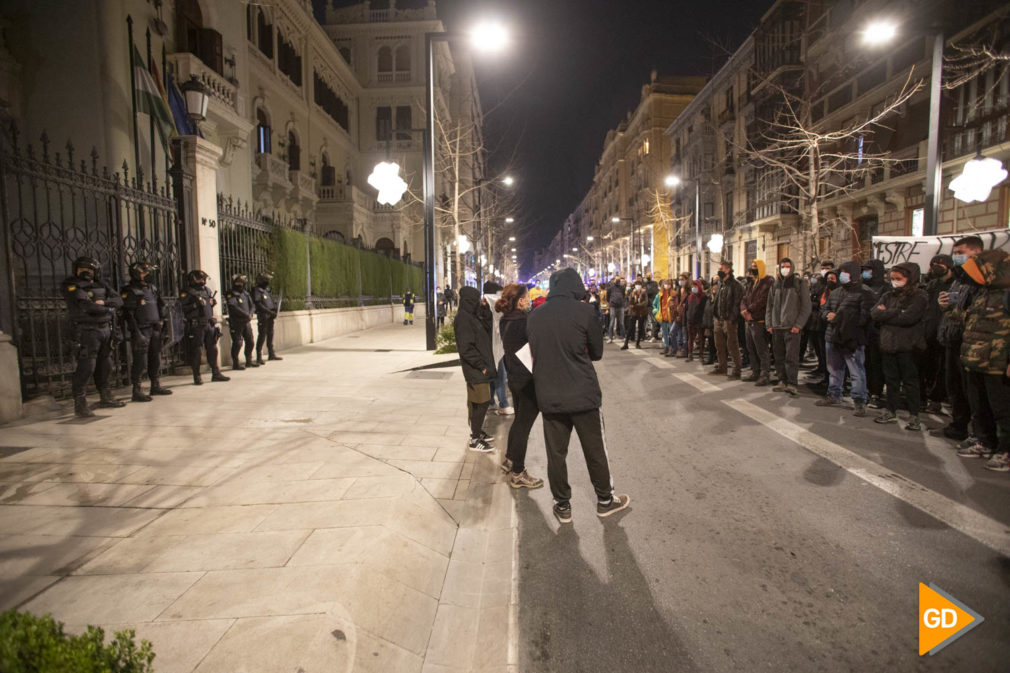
top-left (527, 268), bottom-right (630, 522)
top-left (870, 263), bottom-right (928, 430)
top-left (702, 278), bottom-right (718, 365)
top-left (862, 259), bottom-right (888, 408)
top-left (483, 281), bottom-right (512, 416)
top-left (921, 255), bottom-right (953, 414)
top-left (817, 261), bottom-right (873, 415)
top-left (670, 273), bottom-right (690, 356)
top-left (955, 244), bottom-right (1010, 471)
top-left (766, 257), bottom-right (811, 396)
top-left (622, 281), bottom-right (649, 350)
top-left (685, 279), bottom-right (707, 362)
top-left (741, 259), bottom-right (774, 385)
top-left (937, 242), bottom-right (983, 441)
top-left (606, 276), bottom-right (626, 342)
top-left (496, 284), bottom-right (545, 489)
top-left (711, 261), bottom-right (744, 378)
top-left (803, 262), bottom-right (835, 384)
top-left (454, 286), bottom-right (497, 452)
top-left (656, 278), bottom-right (676, 356)
top-left (644, 273), bottom-right (660, 341)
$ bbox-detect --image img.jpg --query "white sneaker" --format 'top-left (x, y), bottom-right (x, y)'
top-left (499, 406), bottom-right (515, 416)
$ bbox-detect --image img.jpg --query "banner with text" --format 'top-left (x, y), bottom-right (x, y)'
top-left (873, 229), bottom-right (1010, 271)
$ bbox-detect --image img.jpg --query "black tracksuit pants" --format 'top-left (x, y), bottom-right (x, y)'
top-left (944, 341), bottom-right (971, 433)
top-left (542, 408), bottom-right (614, 505)
top-left (506, 381), bottom-right (539, 474)
top-left (965, 370), bottom-right (1010, 453)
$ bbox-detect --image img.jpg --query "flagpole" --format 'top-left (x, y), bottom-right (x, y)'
top-left (162, 41), bottom-right (170, 187)
top-left (127, 15), bottom-right (140, 181)
top-left (146, 27), bottom-right (155, 200)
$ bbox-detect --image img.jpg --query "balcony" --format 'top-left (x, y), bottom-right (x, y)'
top-left (254, 152), bottom-right (292, 203)
top-left (289, 170), bottom-right (318, 204)
top-left (168, 52), bottom-right (238, 114)
top-left (318, 183), bottom-right (377, 211)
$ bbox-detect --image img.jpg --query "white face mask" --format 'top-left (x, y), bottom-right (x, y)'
top-left (820, 269), bottom-right (828, 277)
top-left (780, 267), bottom-right (792, 277)
top-left (892, 279), bottom-right (906, 288)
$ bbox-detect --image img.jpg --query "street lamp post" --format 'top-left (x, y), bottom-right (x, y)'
top-left (665, 175), bottom-right (702, 280)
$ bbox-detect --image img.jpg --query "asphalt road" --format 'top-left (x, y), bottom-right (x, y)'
top-left (505, 339), bottom-right (1010, 673)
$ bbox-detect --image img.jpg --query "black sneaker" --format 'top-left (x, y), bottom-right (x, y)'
top-left (553, 502), bottom-right (572, 524)
top-left (597, 494), bottom-right (631, 518)
top-left (874, 410), bottom-right (898, 424)
top-left (468, 437), bottom-right (493, 453)
top-left (815, 396), bottom-right (843, 407)
top-left (478, 431), bottom-right (495, 446)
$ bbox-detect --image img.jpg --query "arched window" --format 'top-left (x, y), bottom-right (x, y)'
top-left (256, 108), bottom-right (271, 154)
top-left (320, 152), bottom-right (334, 186)
top-left (375, 237), bottom-right (396, 258)
top-left (395, 45), bottom-right (411, 77)
top-left (287, 130), bottom-right (300, 171)
top-left (176, 0), bottom-right (203, 55)
top-left (377, 46), bottom-right (393, 78)
top-left (257, 9), bottom-right (273, 59)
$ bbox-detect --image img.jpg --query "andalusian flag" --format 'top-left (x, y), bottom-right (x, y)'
top-left (132, 45), bottom-right (175, 147)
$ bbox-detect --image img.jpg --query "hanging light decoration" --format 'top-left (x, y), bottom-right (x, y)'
top-left (950, 155), bottom-right (1008, 204)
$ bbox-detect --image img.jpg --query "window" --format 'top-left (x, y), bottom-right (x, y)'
top-left (176, 0), bottom-right (223, 75)
top-left (395, 106), bottom-right (412, 140)
top-left (395, 45), bottom-right (411, 80)
top-left (277, 31), bottom-right (302, 86)
top-left (643, 138), bottom-right (650, 155)
top-left (321, 153), bottom-right (334, 186)
top-left (703, 202), bottom-right (714, 218)
top-left (911, 208), bottom-right (924, 237)
top-left (256, 9), bottom-right (273, 59)
top-left (376, 106), bottom-right (392, 141)
top-left (256, 109), bottom-right (271, 154)
top-left (777, 242), bottom-right (791, 262)
top-left (313, 71), bottom-right (349, 132)
top-left (744, 240), bottom-right (757, 269)
top-left (377, 46), bottom-right (393, 79)
top-left (723, 191), bottom-right (734, 229)
top-left (287, 130), bottom-right (300, 171)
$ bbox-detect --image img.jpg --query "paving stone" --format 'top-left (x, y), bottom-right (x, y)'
top-left (0, 505), bottom-right (160, 537)
top-left (135, 505), bottom-right (278, 537)
top-left (192, 614), bottom-right (350, 673)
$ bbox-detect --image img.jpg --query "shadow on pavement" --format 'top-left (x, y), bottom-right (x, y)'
top-left (517, 496), bottom-right (700, 673)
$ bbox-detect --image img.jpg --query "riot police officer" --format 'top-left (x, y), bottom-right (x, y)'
top-left (403, 288), bottom-right (415, 325)
top-left (225, 273), bottom-right (258, 370)
top-left (121, 261), bottom-right (173, 401)
top-left (252, 271), bottom-right (282, 364)
top-left (60, 256), bottom-right (126, 417)
top-left (180, 269), bottom-right (229, 385)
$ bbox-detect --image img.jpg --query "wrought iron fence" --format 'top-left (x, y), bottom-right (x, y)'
top-left (1, 123), bottom-right (187, 400)
top-left (218, 194), bottom-right (273, 284)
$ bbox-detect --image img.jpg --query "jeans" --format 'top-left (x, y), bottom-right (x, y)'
top-left (608, 306), bottom-right (626, 339)
top-left (772, 329), bottom-right (801, 386)
top-left (660, 321), bottom-right (672, 349)
top-left (826, 342), bottom-right (867, 402)
top-left (495, 359), bottom-right (509, 408)
top-left (670, 322), bottom-right (686, 351)
top-left (881, 350), bottom-right (920, 415)
top-left (745, 322), bottom-right (771, 376)
top-left (713, 318), bottom-right (741, 372)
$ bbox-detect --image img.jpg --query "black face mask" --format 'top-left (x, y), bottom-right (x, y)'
top-left (930, 265), bottom-right (947, 278)
top-left (748, 268), bottom-right (758, 276)
top-left (826, 281), bottom-right (838, 290)
top-left (258, 281), bottom-right (269, 288)
top-left (77, 269), bottom-right (95, 281)
top-left (717, 270), bottom-right (727, 280)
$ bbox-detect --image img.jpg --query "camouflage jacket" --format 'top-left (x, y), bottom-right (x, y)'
top-left (960, 250), bottom-right (1010, 375)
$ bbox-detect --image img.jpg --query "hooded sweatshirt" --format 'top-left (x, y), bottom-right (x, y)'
top-left (741, 259), bottom-right (774, 321)
top-left (766, 259), bottom-right (812, 330)
top-left (863, 259), bottom-right (888, 299)
top-left (869, 262), bottom-right (927, 353)
top-left (454, 286), bottom-right (495, 385)
top-left (527, 268), bottom-right (604, 413)
top-left (822, 260), bottom-right (874, 351)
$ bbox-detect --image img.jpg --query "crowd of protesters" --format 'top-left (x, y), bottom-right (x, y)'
top-left (580, 235), bottom-right (1010, 474)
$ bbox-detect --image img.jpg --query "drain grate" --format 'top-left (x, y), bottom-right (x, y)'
top-left (406, 371), bottom-right (452, 380)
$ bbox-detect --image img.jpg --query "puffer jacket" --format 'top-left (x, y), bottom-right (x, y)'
top-left (454, 287), bottom-right (495, 385)
top-left (960, 250), bottom-right (1010, 375)
top-left (741, 260), bottom-right (774, 323)
top-left (822, 261), bottom-right (874, 351)
top-left (869, 262), bottom-right (928, 353)
top-left (628, 286), bottom-right (650, 318)
top-left (606, 282), bottom-right (626, 308)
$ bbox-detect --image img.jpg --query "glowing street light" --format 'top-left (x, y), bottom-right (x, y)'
top-left (586, 236), bottom-right (594, 242)
top-left (505, 217), bottom-right (515, 224)
top-left (502, 175), bottom-right (515, 187)
top-left (950, 155), bottom-right (1008, 203)
top-left (470, 21), bottom-right (510, 53)
top-left (508, 236), bottom-right (516, 242)
top-left (707, 234), bottom-right (724, 254)
top-left (664, 174), bottom-right (681, 188)
top-left (611, 216), bottom-right (620, 223)
top-left (862, 19), bottom-right (897, 46)
top-left (367, 161), bottom-right (408, 205)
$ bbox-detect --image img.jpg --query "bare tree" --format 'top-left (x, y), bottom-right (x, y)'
top-left (944, 17), bottom-right (1010, 90)
top-left (735, 70), bottom-right (922, 269)
top-left (645, 188), bottom-right (693, 278)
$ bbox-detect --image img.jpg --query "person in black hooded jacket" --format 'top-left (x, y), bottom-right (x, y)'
top-left (861, 258), bottom-right (888, 407)
top-left (818, 260), bottom-right (874, 415)
top-left (454, 286), bottom-right (496, 452)
top-left (527, 268), bottom-right (630, 523)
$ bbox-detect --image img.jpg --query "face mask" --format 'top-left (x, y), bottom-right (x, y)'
top-left (826, 281), bottom-right (838, 290)
top-left (929, 265), bottom-right (946, 278)
top-left (748, 268), bottom-right (758, 276)
top-left (952, 253), bottom-right (969, 266)
top-left (691, 286), bottom-right (699, 294)
top-left (780, 267), bottom-right (792, 277)
top-left (77, 269), bottom-right (94, 281)
top-left (839, 271), bottom-right (851, 284)
top-left (717, 270), bottom-right (727, 279)
top-left (861, 270), bottom-right (872, 280)
top-left (893, 278), bottom-right (908, 288)
top-left (678, 280), bottom-right (686, 287)
top-left (820, 269), bottom-right (829, 277)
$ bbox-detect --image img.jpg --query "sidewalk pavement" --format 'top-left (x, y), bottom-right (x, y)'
top-left (0, 321), bottom-right (518, 673)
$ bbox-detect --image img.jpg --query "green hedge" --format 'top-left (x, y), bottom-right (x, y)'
top-left (268, 228), bottom-right (424, 309)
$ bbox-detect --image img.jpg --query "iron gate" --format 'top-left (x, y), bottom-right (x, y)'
top-left (0, 124), bottom-right (188, 400)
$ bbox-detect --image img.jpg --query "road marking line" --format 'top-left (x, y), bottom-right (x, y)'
top-left (674, 372), bottom-right (722, 393)
top-left (728, 398), bottom-right (1010, 557)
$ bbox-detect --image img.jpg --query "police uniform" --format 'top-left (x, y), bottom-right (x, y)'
top-left (225, 280), bottom-right (258, 370)
top-left (252, 279), bottom-right (281, 363)
top-left (61, 266), bottom-right (125, 415)
top-left (180, 272), bottom-right (229, 384)
top-left (121, 275), bottom-right (172, 400)
top-left (403, 290), bottom-right (415, 325)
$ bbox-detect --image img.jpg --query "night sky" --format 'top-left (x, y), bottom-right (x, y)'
top-left (320, 0), bottom-right (769, 275)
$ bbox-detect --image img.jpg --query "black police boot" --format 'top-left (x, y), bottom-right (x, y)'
top-left (246, 360), bottom-right (261, 368)
top-left (268, 353), bottom-right (283, 361)
top-left (149, 380), bottom-right (173, 395)
top-left (211, 370), bottom-right (230, 382)
top-left (232, 360), bottom-right (245, 371)
top-left (74, 395), bottom-right (94, 418)
top-left (97, 388), bottom-right (125, 408)
top-left (255, 352), bottom-right (266, 366)
top-left (193, 372), bottom-right (203, 385)
top-left (131, 384), bottom-right (152, 402)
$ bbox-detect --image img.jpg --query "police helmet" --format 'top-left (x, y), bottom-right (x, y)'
top-left (186, 269), bottom-right (209, 285)
top-left (129, 260), bottom-right (157, 282)
top-left (255, 271), bottom-right (274, 285)
top-left (72, 256), bottom-right (101, 275)
top-left (231, 273), bottom-right (249, 287)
